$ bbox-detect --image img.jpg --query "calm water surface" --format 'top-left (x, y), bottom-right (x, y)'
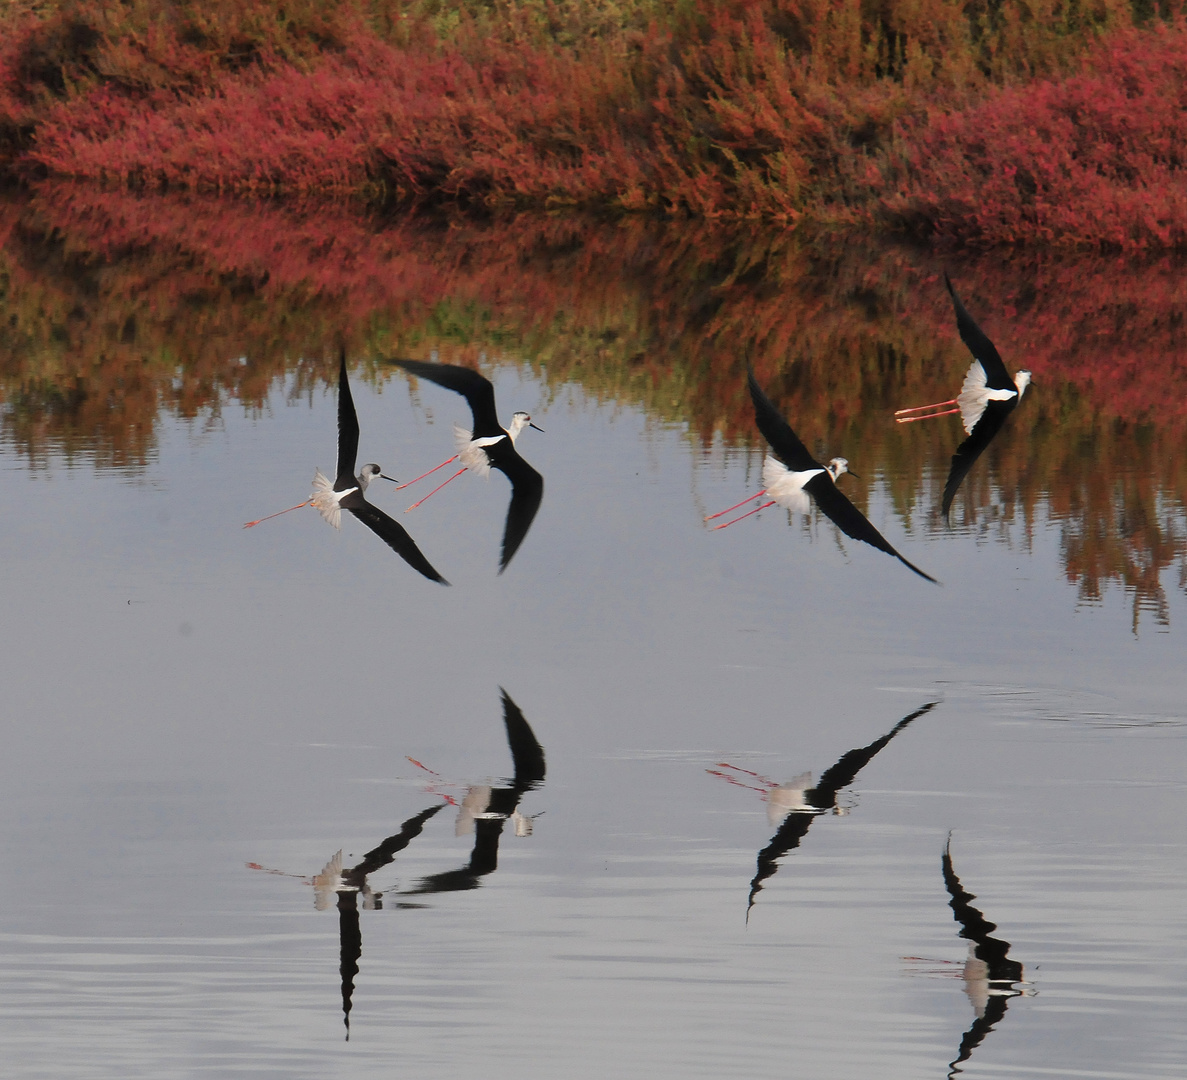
top-left (1, 192), bottom-right (1185, 1078)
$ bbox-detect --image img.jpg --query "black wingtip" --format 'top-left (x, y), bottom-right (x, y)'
top-left (943, 271), bottom-right (956, 298)
top-left (899, 554), bottom-right (941, 585)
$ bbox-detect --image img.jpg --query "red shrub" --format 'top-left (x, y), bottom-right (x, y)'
top-left (881, 22), bottom-right (1187, 249)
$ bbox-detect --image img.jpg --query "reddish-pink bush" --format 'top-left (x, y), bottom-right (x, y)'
top-left (882, 22), bottom-right (1187, 250)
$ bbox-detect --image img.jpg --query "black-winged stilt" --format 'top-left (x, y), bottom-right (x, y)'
top-left (390, 360), bottom-right (544, 572)
top-left (404, 688), bottom-right (545, 895)
top-left (895, 275), bottom-right (1033, 520)
top-left (712, 701), bottom-right (938, 918)
top-left (310, 804), bottom-right (445, 1038)
top-left (708, 370), bottom-right (938, 584)
top-left (245, 350), bottom-right (449, 584)
top-left (941, 836), bottom-right (1028, 1078)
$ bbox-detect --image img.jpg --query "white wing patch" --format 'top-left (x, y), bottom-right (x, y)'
top-left (763, 455), bottom-right (823, 515)
top-left (765, 771), bottom-right (815, 825)
top-left (957, 360), bottom-right (1017, 433)
top-left (310, 468), bottom-right (349, 529)
top-left (454, 423), bottom-right (504, 477)
top-left (312, 849), bottom-right (344, 910)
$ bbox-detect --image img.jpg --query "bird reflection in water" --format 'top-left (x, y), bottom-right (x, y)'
top-left (941, 836), bottom-right (1031, 1077)
top-left (389, 360), bottom-right (544, 573)
top-left (404, 688), bottom-right (546, 895)
top-left (711, 701), bottom-right (939, 918)
top-left (311, 803), bottom-right (445, 1039)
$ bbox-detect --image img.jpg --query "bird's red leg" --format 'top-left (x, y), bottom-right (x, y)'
top-left (894, 398), bottom-right (959, 423)
top-left (405, 467), bottom-right (466, 511)
top-left (713, 499), bottom-right (776, 529)
top-left (395, 455), bottom-right (459, 489)
top-left (894, 406), bottom-right (961, 424)
top-left (704, 490), bottom-right (767, 522)
top-left (243, 500), bottom-right (312, 528)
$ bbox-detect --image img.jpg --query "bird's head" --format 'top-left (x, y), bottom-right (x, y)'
top-left (1015, 370), bottom-right (1033, 398)
top-left (508, 411), bottom-right (544, 441)
top-left (827, 457), bottom-right (851, 481)
top-left (358, 463), bottom-right (397, 490)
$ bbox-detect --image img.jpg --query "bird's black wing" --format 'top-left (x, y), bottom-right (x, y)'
top-left (747, 369), bottom-right (818, 471)
top-left (336, 889), bottom-right (360, 1038)
top-left (404, 817), bottom-right (507, 894)
top-left (341, 493), bottom-right (450, 584)
top-left (349, 804), bottom-right (446, 880)
top-left (492, 451), bottom-right (544, 573)
top-left (811, 701), bottom-right (939, 807)
top-left (948, 999), bottom-right (1012, 1080)
top-left (943, 839), bottom-right (1023, 982)
top-left (391, 359), bottom-right (502, 439)
top-left (335, 349), bottom-right (361, 489)
top-left (942, 838), bottom-right (1024, 1078)
top-left (807, 474), bottom-right (939, 584)
top-left (746, 809), bottom-right (818, 917)
top-left (501, 687), bottom-right (546, 791)
top-left (941, 402), bottom-right (1013, 521)
top-left (945, 275), bottom-right (1013, 391)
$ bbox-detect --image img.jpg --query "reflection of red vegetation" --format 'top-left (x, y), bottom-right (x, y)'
top-left (4, 3), bottom-right (1187, 244)
top-left (0, 185), bottom-right (1184, 624)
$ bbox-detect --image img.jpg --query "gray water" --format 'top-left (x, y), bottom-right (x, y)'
top-left (2, 236), bottom-right (1187, 1077)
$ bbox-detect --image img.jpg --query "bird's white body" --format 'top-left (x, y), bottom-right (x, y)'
top-left (452, 411), bottom-right (535, 478)
top-left (453, 424), bottom-right (506, 478)
top-left (761, 455), bottom-right (849, 514)
top-left (765, 771), bottom-right (815, 825)
top-left (313, 849), bottom-right (345, 910)
top-left (310, 464), bottom-right (386, 528)
top-left (310, 469), bottom-right (353, 529)
top-left (957, 362), bottom-right (1033, 434)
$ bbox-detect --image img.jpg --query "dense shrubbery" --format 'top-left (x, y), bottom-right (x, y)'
top-left (0, 1), bottom-right (1184, 244)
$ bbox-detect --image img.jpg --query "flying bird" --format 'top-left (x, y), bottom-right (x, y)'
top-left (895, 275), bottom-right (1033, 521)
top-left (390, 360), bottom-right (544, 572)
top-left (708, 370), bottom-right (938, 583)
top-left (244, 350), bottom-right (448, 584)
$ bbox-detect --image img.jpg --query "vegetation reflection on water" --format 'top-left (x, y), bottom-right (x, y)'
top-left (1, 183), bottom-right (1185, 630)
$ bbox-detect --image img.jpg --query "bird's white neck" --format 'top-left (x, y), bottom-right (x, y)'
top-left (506, 412), bottom-right (531, 443)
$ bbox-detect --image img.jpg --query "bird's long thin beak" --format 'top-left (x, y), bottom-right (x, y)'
top-left (841, 470), bottom-right (860, 480)
top-left (381, 474), bottom-right (399, 484)
top-left (529, 422), bottom-right (544, 432)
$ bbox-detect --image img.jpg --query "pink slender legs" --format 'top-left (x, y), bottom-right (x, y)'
top-left (705, 490), bottom-right (777, 529)
top-left (395, 455), bottom-right (459, 490)
top-left (704, 490), bottom-right (767, 523)
top-left (405, 467), bottom-right (467, 512)
top-left (243, 499), bottom-right (312, 528)
top-left (894, 399), bottom-right (959, 424)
